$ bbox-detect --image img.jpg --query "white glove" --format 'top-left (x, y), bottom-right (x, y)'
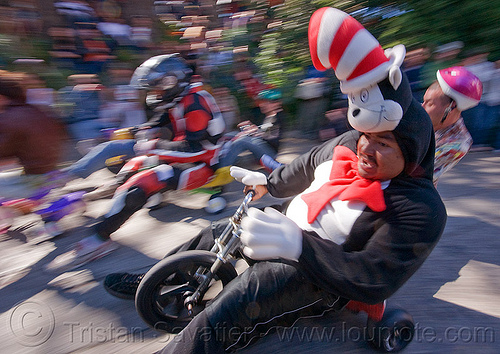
top-left (240, 207), bottom-right (303, 261)
top-left (230, 166), bottom-right (267, 187)
top-left (135, 127), bottom-right (160, 141)
top-left (134, 139), bottom-right (158, 155)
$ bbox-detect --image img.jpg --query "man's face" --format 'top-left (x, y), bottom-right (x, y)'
top-left (357, 131), bottom-right (405, 180)
top-left (422, 86), bottom-right (450, 130)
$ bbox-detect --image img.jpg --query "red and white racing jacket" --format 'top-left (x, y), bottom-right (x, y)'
top-left (168, 84), bottom-right (226, 150)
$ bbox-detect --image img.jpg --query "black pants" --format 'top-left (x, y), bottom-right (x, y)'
top-left (95, 139), bottom-right (202, 240)
top-left (95, 187), bottom-right (150, 239)
top-left (157, 221), bottom-right (347, 353)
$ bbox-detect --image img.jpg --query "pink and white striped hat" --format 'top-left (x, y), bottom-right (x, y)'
top-left (309, 7), bottom-right (405, 93)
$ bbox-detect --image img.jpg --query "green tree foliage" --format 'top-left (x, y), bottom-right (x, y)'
top-left (369, 0), bottom-right (500, 56)
top-left (252, 0), bottom-right (355, 102)
top-left (248, 0), bottom-right (499, 109)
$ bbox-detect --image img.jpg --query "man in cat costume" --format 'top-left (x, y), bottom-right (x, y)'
top-left (160, 8), bottom-right (448, 353)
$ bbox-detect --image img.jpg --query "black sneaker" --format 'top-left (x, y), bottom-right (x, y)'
top-left (103, 272), bottom-right (145, 300)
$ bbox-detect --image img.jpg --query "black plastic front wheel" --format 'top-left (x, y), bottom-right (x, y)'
top-left (205, 192), bottom-right (227, 214)
top-left (135, 250), bottom-right (238, 333)
top-left (367, 308), bottom-right (415, 352)
top-left (105, 155), bottom-right (127, 174)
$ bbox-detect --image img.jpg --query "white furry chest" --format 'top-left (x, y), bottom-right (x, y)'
top-left (286, 160), bottom-right (365, 244)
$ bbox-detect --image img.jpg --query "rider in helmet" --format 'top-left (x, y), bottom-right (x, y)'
top-left (46, 54), bottom-right (226, 272)
top-left (130, 53), bottom-right (225, 156)
top-left (132, 53), bottom-right (195, 137)
top-left (61, 53), bottom-right (224, 183)
top-left (422, 66), bottom-right (483, 184)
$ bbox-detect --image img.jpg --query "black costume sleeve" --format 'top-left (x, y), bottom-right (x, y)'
top-left (296, 184), bottom-right (447, 304)
top-left (265, 130), bottom-right (446, 304)
top-left (260, 110), bottom-right (284, 152)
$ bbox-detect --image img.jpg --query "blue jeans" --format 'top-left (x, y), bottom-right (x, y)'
top-left (67, 120), bottom-right (107, 141)
top-left (0, 170), bottom-right (49, 200)
top-left (219, 135), bottom-right (277, 167)
top-left (491, 105), bottom-right (500, 150)
top-left (462, 103), bottom-right (497, 146)
top-left (63, 139), bottom-right (136, 179)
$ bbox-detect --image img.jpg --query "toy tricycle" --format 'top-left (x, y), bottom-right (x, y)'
top-left (1, 188), bottom-right (86, 239)
top-left (134, 191), bottom-right (415, 352)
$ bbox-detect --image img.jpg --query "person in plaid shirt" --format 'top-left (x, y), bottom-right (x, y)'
top-left (422, 66), bottom-right (482, 185)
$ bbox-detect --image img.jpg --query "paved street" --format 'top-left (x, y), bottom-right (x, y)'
top-left (0, 136), bottom-right (499, 354)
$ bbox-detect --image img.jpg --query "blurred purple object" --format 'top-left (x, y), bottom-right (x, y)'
top-left (35, 191), bottom-right (86, 222)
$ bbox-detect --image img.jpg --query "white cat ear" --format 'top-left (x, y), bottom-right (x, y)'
top-left (384, 44), bottom-right (406, 90)
top-left (389, 66), bottom-right (402, 90)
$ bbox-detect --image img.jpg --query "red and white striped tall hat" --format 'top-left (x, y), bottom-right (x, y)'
top-left (309, 7), bottom-right (405, 93)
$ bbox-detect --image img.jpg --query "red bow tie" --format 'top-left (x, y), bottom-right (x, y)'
top-left (301, 146), bottom-right (386, 223)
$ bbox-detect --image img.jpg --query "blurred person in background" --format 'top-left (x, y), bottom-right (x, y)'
top-left (488, 60), bottom-right (500, 153)
top-left (461, 46), bottom-right (496, 150)
top-left (11, 0), bottom-right (43, 37)
top-left (234, 67), bottom-right (266, 123)
top-left (130, 15), bottom-right (153, 52)
top-left (47, 26), bottom-right (81, 70)
top-left (54, 0), bottom-right (97, 27)
top-left (422, 66), bottom-right (483, 185)
top-left (420, 41), bottom-right (463, 89)
top-left (98, 64), bottom-right (147, 130)
top-left (219, 88), bottom-right (284, 170)
top-left (74, 25), bottom-right (115, 74)
top-left (56, 73), bottom-right (107, 146)
top-left (403, 47), bottom-right (430, 102)
top-left (96, 15), bottom-right (132, 47)
top-left (0, 71), bottom-right (65, 200)
top-left (294, 65), bottom-right (331, 139)
top-left (212, 86), bottom-right (240, 131)
top-left (24, 72), bottom-right (55, 108)
top-left (317, 100), bottom-right (351, 142)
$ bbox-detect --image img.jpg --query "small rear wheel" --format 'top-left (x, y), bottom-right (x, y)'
top-left (105, 155), bottom-right (127, 174)
top-left (135, 250), bottom-right (238, 333)
top-left (205, 193), bottom-right (226, 214)
top-left (367, 308), bottom-right (415, 352)
top-left (106, 163), bottom-right (125, 175)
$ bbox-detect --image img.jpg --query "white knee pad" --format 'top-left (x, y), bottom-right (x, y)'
top-left (152, 164), bottom-right (174, 182)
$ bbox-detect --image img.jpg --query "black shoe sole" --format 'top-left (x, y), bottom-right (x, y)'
top-left (103, 282), bottom-right (136, 300)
